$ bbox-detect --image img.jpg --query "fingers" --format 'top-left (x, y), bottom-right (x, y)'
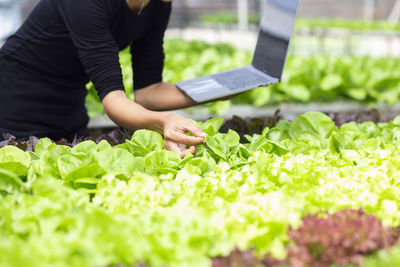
top-left (164, 141), bottom-right (196, 158)
top-left (164, 141), bottom-right (181, 156)
top-left (178, 143), bottom-right (196, 156)
top-left (184, 123), bottom-right (206, 138)
top-left (164, 129), bottom-right (205, 146)
top-left (186, 145), bottom-right (196, 155)
top-left (162, 113), bottom-right (206, 146)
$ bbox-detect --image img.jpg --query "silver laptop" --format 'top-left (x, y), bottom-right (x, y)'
top-left (175, 0), bottom-right (300, 103)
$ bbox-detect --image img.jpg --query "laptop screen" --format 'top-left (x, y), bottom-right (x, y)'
top-left (252, 0), bottom-right (299, 79)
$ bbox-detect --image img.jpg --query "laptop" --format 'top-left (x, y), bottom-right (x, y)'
top-left (175, 0), bottom-right (300, 103)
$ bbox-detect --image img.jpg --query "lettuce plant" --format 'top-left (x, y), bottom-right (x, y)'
top-left (1, 112), bottom-right (400, 266)
top-left (288, 210), bottom-right (400, 267)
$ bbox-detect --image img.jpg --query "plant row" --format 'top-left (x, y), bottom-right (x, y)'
top-left (1, 109), bottom-right (392, 150)
top-left (1, 112), bottom-right (400, 266)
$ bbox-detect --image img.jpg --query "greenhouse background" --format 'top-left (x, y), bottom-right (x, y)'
top-left (2, 0), bottom-right (400, 266)
top-left (3, 0), bottom-right (400, 58)
top-left (170, 0), bottom-right (399, 26)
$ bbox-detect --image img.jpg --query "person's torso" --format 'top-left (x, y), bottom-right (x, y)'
top-left (0, 0), bottom-right (161, 85)
top-left (0, 0), bottom-right (166, 140)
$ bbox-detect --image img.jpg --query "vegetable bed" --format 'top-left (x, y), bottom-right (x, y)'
top-left (1, 112), bottom-right (400, 266)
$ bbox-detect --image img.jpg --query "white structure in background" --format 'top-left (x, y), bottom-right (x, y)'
top-left (0, 0), bottom-right (22, 42)
top-left (237, 0), bottom-right (248, 30)
top-left (363, 0), bottom-right (375, 21)
top-left (389, 0), bottom-right (400, 24)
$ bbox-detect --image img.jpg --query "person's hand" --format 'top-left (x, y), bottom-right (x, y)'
top-left (162, 113), bottom-right (206, 158)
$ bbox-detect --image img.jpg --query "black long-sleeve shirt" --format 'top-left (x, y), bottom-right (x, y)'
top-left (0, 0), bottom-right (171, 140)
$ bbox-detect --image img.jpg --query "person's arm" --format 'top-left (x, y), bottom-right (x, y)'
top-left (130, 1), bottom-right (174, 104)
top-left (58, 0), bottom-right (205, 157)
top-left (135, 81), bottom-right (242, 111)
top-left (134, 82), bottom-right (195, 111)
top-left (103, 90), bottom-right (205, 157)
top-left (58, 0), bottom-right (123, 101)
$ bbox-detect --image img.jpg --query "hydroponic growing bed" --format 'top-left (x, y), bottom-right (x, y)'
top-left (1, 111), bottom-right (400, 267)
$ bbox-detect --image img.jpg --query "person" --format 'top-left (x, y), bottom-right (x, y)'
top-left (0, 0), bottom-right (207, 158)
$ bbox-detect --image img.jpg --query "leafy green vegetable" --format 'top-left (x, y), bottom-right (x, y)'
top-left (0, 146), bottom-right (31, 177)
top-left (126, 130), bottom-right (164, 157)
top-left (1, 113), bottom-right (400, 266)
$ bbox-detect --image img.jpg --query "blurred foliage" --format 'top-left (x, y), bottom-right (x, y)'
top-left (201, 12), bottom-right (400, 31)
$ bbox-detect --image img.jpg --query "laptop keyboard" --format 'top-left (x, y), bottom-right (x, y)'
top-left (210, 68), bottom-right (271, 91)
